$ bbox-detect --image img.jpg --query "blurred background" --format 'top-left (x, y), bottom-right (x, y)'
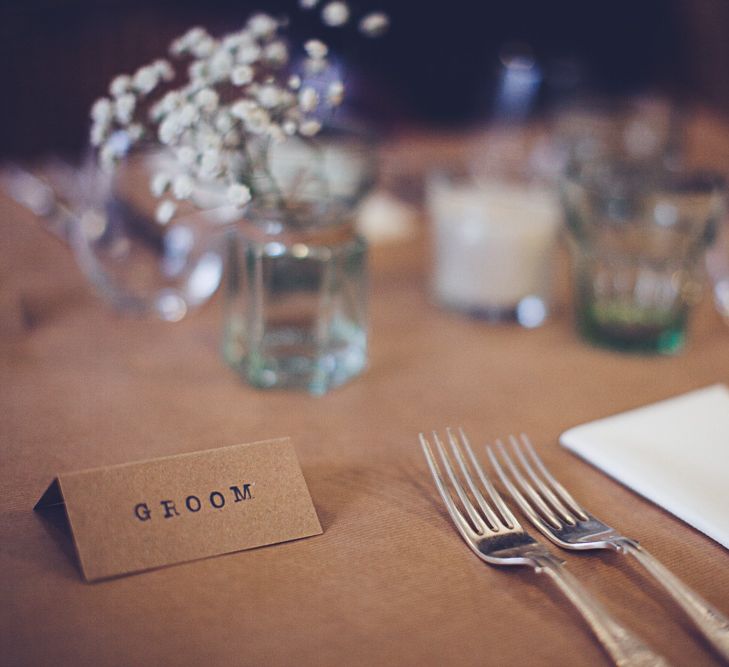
top-left (2, 0), bottom-right (729, 159)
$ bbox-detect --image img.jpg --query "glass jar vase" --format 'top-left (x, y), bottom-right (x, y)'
top-left (222, 205), bottom-right (368, 394)
top-left (222, 127), bottom-right (375, 394)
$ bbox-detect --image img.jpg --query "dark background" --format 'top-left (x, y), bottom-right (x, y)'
top-left (1, 0), bottom-right (729, 158)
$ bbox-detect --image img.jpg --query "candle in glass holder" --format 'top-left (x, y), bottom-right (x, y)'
top-left (427, 177), bottom-right (560, 327)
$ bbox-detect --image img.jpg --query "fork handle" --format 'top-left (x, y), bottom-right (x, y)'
top-left (618, 539), bottom-right (729, 661)
top-left (534, 555), bottom-right (672, 667)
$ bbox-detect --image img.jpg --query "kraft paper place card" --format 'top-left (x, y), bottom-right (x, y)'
top-left (34, 438), bottom-right (322, 581)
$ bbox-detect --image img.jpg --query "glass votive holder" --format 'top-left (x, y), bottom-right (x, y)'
top-left (562, 161), bottom-right (725, 354)
top-left (426, 170), bottom-right (560, 327)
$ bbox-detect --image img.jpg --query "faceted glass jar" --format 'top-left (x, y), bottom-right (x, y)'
top-left (222, 131), bottom-right (374, 394)
top-left (223, 210), bottom-right (367, 394)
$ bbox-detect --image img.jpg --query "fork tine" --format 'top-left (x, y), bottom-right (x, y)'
top-left (488, 441), bottom-right (563, 532)
top-left (457, 428), bottom-right (519, 530)
top-left (430, 431), bottom-right (488, 533)
top-left (446, 428), bottom-right (504, 530)
top-left (509, 435), bottom-right (577, 526)
top-left (419, 433), bottom-right (477, 541)
top-left (519, 434), bottom-right (589, 521)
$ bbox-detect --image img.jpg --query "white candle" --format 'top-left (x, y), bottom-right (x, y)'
top-left (427, 178), bottom-right (560, 324)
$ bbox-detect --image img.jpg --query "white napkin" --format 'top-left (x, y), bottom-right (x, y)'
top-left (560, 384), bottom-right (729, 549)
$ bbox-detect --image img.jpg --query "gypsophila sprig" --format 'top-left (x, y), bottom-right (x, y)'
top-left (90, 3), bottom-right (388, 222)
top-left (359, 12), bottom-right (390, 38)
top-left (322, 2), bottom-right (350, 27)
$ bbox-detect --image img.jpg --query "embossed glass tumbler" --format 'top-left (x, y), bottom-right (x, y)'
top-left (562, 164), bottom-right (724, 354)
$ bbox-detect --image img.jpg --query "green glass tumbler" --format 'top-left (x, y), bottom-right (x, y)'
top-left (562, 164), bottom-right (724, 354)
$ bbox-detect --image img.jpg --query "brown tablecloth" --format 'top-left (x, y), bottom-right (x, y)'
top-left (2, 118), bottom-right (729, 666)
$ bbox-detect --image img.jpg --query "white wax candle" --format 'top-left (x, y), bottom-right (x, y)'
top-left (428, 179), bottom-right (560, 313)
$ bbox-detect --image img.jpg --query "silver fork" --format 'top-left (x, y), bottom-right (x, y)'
top-left (420, 428), bottom-right (670, 667)
top-left (488, 434), bottom-right (729, 663)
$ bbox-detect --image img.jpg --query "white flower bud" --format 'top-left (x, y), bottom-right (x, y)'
top-left (226, 183), bottom-right (252, 208)
top-left (179, 103), bottom-right (199, 126)
top-left (150, 172), bottom-right (171, 197)
top-left (114, 94), bottom-right (136, 124)
top-left (156, 200), bottom-right (177, 224)
top-left (90, 98), bottom-right (113, 124)
top-left (154, 59), bottom-right (175, 81)
top-left (299, 119), bottom-right (322, 137)
top-left (195, 88), bottom-right (219, 113)
top-left (264, 41), bottom-right (288, 65)
top-left (298, 87), bottom-right (319, 113)
top-left (299, 0), bottom-right (318, 8)
top-left (283, 120), bottom-right (298, 135)
top-left (359, 12), bottom-right (390, 37)
top-left (258, 84), bottom-right (283, 109)
top-left (222, 32), bottom-right (248, 50)
top-left (215, 110), bottom-right (234, 133)
top-left (237, 44), bottom-right (262, 65)
top-left (304, 39), bottom-right (328, 60)
top-left (170, 37), bottom-right (186, 56)
top-left (244, 107), bottom-right (271, 134)
top-left (322, 1), bottom-right (350, 27)
top-left (288, 75), bottom-right (302, 90)
top-left (172, 174), bottom-right (195, 200)
top-left (209, 49), bottom-right (234, 79)
top-left (90, 123), bottom-right (106, 147)
top-left (231, 99), bottom-right (258, 120)
top-left (191, 36), bottom-right (216, 58)
top-left (248, 14), bottom-right (278, 38)
top-left (223, 129), bottom-right (242, 147)
top-left (109, 74), bottom-right (132, 97)
top-left (99, 143), bottom-right (117, 170)
top-left (188, 61), bottom-right (209, 83)
top-left (152, 91), bottom-right (182, 120)
top-left (231, 64), bottom-right (254, 86)
top-left (158, 116), bottom-right (179, 144)
top-left (188, 26), bottom-right (207, 40)
top-left (176, 27), bottom-right (207, 51)
top-left (133, 65), bottom-right (159, 94)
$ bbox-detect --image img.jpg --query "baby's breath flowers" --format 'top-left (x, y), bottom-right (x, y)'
top-left (359, 12), bottom-right (389, 38)
top-left (322, 1), bottom-right (350, 27)
top-left (90, 3), bottom-right (388, 224)
top-left (155, 199), bottom-right (177, 224)
top-left (226, 183), bottom-right (253, 208)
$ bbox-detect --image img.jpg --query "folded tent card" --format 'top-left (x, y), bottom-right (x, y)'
top-left (34, 438), bottom-right (322, 581)
top-left (560, 384), bottom-right (729, 550)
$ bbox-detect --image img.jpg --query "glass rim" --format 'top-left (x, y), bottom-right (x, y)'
top-left (563, 160), bottom-right (727, 196)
